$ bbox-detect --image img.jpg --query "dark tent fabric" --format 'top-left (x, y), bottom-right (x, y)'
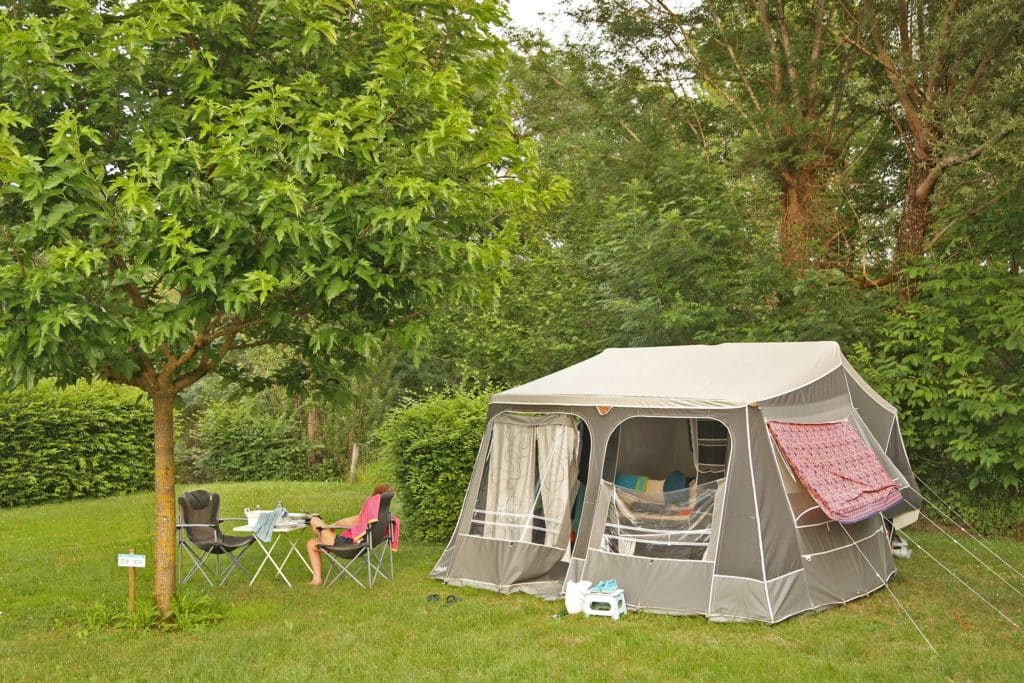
top-left (767, 420), bottom-right (903, 523)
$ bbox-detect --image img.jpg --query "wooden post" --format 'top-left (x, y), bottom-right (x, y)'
top-left (128, 546), bottom-right (136, 613)
top-left (348, 443), bottom-right (360, 483)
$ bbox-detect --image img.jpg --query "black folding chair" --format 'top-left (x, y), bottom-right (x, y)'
top-left (316, 492), bottom-right (395, 589)
top-left (176, 490), bottom-right (256, 587)
top-left (366, 492), bottom-right (396, 586)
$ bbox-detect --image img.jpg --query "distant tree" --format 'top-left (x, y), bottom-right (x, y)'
top-left (0, 0), bottom-right (540, 616)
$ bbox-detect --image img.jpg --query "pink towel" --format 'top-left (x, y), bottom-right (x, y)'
top-left (339, 495), bottom-right (401, 549)
top-left (340, 494), bottom-right (381, 544)
top-left (389, 515), bottom-right (401, 551)
top-left (767, 420), bottom-right (903, 523)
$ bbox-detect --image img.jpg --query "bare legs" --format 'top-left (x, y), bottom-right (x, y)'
top-left (306, 514), bottom-right (360, 585)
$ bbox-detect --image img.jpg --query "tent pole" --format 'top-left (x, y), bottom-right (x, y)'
top-left (900, 530), bottom-right (1019, 629)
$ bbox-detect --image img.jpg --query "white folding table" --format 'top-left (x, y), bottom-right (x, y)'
top-left (233, 520), bottom-right (313, 588)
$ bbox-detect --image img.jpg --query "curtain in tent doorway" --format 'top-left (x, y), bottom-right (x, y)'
top-left (537, 420), bottom-right (580, 546)
top-left (483, 414), bottom-right (579, 545)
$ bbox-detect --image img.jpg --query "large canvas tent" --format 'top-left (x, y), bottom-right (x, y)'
top-left (431, 342), bottom-right (922, 623)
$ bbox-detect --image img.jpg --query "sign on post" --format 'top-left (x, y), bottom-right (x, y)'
top-left (117, 553), bottom-right (146, 568)
top-left (118, 549), bottom-right (145, 612)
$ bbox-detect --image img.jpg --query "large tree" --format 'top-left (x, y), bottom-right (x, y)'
top-left (842, 0), bottom-right (1024, 283)
top-left (572, 0), bottom-right (879, 272)
top-left (0, 0), bottom-right (538, 615)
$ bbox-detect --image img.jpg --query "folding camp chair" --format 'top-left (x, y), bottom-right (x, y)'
top-left (367, 492), bottom-right (396, 585)
top-left (316, 492), bottom-right (395, 589)
top-left (176, 490), bottom-right (256, 587)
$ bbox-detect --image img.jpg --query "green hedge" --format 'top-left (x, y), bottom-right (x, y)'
top-left (374, 389), bottom-right (489, 542)
top-left (922, 478), bottom-right (1024, 538)
top-left (0, 381), bottom-right (153, 507)
top-left (850, 263), bottom-right (1024, 491)
top-left (183, 397), bottom-right (309, 481)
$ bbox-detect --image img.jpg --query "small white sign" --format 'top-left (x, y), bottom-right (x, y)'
top-left (117, 553), bottom-right (146, 568)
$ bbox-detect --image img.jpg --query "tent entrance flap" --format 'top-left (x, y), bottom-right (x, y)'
top-left (471, 413), bottom-right (581, 548)
top-left (767, 420), bottom-right (903, 524)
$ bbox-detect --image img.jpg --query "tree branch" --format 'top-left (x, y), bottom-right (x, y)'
top-left (924, 0), bottom-right (958, 104)
top-left (172, 358), bottom-right (214, 392)
top-left (756, 0), bottom-right (784, 101)
top-left (806, 0), bottom-right (827, 113)
top-left (704, 4), bottom-right (764, 112)
top-left (956, 31), bottom-right (1007, 108)
top-left (640, 0), bottom-right (754, 124)
top-left (774, 1), bottom-right (803, 113)
top-left (915, 126), bottom-right (1014, 201)
top-left (859, 0), bottom-right (929, 154)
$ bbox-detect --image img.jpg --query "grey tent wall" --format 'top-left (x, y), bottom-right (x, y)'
top-left (568, 405), bottom-right (616, 579)
top-left (842, 360), bottom-right (897, 443)
top-left (439, 403), bottom-right (596, 595)
top-left (706, 409), bottom-right (771, 621)
top-left (760, 368), bottom-right (898, 615)
top-left (841, 359), bottom-right (921, 510)
top-left (429, 405), bottom-right (501, 583)
top-left (746, 406), bottom-right (810, 622)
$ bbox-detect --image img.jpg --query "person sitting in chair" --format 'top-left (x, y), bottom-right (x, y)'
top-left (306, 483), bottom-right (394, 585)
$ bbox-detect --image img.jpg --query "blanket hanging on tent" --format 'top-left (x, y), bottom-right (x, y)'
top-left (767, 420), bottom-right (903, 524)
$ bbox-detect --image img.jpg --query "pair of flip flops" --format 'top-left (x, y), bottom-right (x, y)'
top-left (427, 594), bottom-right (461, 605)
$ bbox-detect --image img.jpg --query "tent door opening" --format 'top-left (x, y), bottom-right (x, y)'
top-left (469, 413), bottom-right (582, 566)
top-left (599, 417), bottom-right (730, 562)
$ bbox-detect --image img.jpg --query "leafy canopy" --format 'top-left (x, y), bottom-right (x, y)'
top-left (0, 0), bottom-right (541, 394)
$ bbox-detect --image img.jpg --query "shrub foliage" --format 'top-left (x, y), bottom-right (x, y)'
top-left (374, 389), bottom-right (490, 542)
top-left (852, 263), bottom-right (1024, 491)
top-left (0, 381), bottom-right (153, 507)
top-left (184, 397), bottom-right (309, 482)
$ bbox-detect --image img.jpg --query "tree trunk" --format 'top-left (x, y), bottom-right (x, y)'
top-left (895, 165), bottom-right (932, 296)
top-left (348, 442), bottom-right (360, 483)
top-left (306, 406), bottom-right (322, 465)
top-left (778, 167), bottom-right (821, 272)
top-left (151, 391), bottom-right (177, 619)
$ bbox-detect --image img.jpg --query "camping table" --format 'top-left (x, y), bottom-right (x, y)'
top-left (233, 521), bottom-right (313, 588)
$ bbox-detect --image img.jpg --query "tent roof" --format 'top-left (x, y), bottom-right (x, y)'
top-left (492, 341), bottom-right (850, 409)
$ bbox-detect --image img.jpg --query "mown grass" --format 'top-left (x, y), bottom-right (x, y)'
top-left (1, 481), bottom-right (1022, 681)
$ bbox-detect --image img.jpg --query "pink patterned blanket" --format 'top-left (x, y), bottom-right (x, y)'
top-left (767, 420), bottom-right (903, 524)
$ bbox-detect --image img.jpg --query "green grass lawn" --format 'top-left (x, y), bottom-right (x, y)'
top-left (1, 481), bottom-right (1022, 681)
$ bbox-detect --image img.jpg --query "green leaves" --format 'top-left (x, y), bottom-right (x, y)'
top-left (0, 0), bottom-right (534, 395)
top-left (0, 381), bottom-right (153, 507)
top-left (375, 388), bottom-right (491, 542)
top-left (853, 262), bottom-right (1024, 490)
top-left (183, 396), bottom-right (310, 482)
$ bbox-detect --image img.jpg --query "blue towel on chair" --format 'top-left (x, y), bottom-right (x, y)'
top-left (253, 507), bottom-right (287, 542)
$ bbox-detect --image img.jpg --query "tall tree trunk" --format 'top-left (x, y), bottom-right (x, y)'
top-left (779, 167), bottom-right (821, 272)
top-left (896, 164), bottom-right (932, 273)
top-left (348, 442), bottom-right (360, 483)
top-left (306, 406), bottom-right (322, 465)
top-left (151, 391), bottom-right (177, 619)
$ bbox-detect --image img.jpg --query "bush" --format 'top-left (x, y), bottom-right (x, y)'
top-left (850, 262), bottom-right (1024, 491)
top-left (922, 479), bottom-right (1024, 539)
top-left (184, 397), bottom-right (309, 481)
top-left (0, 381), bottom-right (153, 507)
top-left (373, 388), bottom-right (490, 542)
